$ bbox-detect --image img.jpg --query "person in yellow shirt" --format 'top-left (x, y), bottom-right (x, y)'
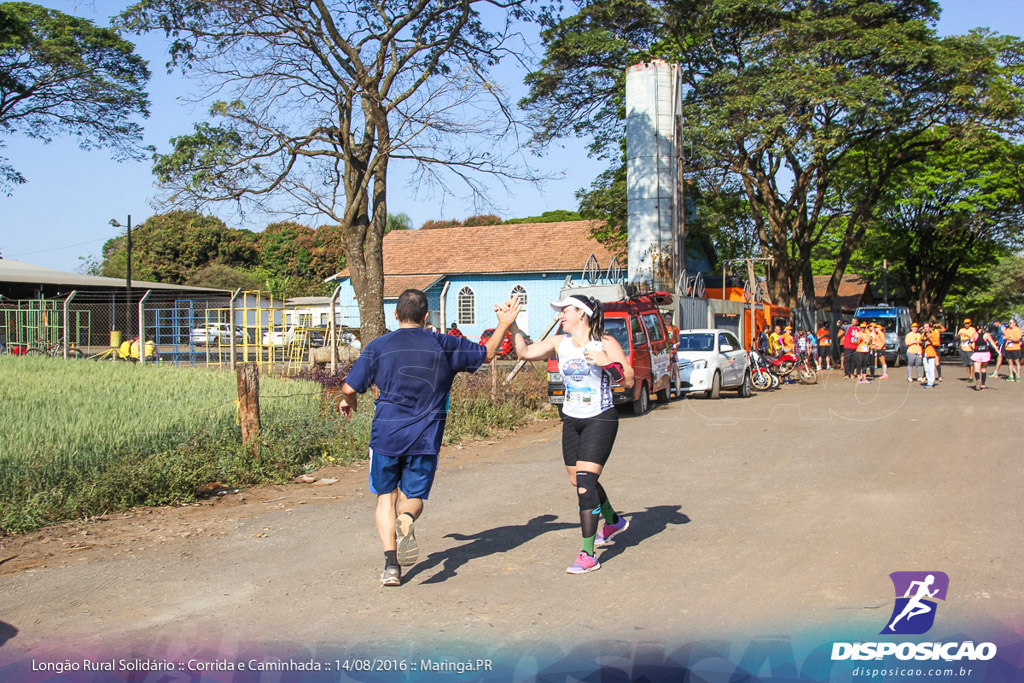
top-left (1004, 318), bottom-right (1022, 382)
top-left (956, 318), bottom-right (978, 381)
top-left (768, 324), bottom-right (782, 355)
top-left (905, 323), bottom-right (923, 383)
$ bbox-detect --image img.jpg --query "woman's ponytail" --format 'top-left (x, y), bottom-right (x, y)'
top-left (586, 296), bottom-right (605, 342)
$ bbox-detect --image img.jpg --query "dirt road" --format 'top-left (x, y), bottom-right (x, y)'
top-left (1, 370), bottom-right (1022, 678)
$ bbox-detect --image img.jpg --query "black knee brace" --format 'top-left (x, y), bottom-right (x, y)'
top-left (575, 471), bottom-right (602, 515)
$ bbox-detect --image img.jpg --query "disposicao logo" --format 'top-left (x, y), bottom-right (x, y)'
top-left (881, 571), bottom-right (948, 635)
top-left (831, 571), bottom-right (998, 663)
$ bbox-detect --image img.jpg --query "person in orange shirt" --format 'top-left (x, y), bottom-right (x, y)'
top-left (905, 322), bottom-right (923, 383)
top-left (855, 324), bottom-right (873, 383)
top-left (779, 325), bottom-right (797, 383)
top-left (920, 322), bottom-right (939, 388)
top-left (931, 322), bottom-right (946, 382)
top-left (780, 325), bottom-right (795, 354)
top-left (1003, 318), bottom-right (1022, 381)
top-left (817, 324), bottom-right (832, 370)
top-left (871, 323), bottom-right (889, 379)
top-left (956, 318), bottom-right (978, 381)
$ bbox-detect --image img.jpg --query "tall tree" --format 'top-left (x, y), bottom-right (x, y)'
top-left (523, 0), bottom-right (1024, 307)
top-left (258, 222), bottom-right (316, 281)
top-left (849, 130), bottom-right (1024, 320)
top-left (100, 211), bottom-right (258, 284)
top-left (0, 2), bottom-right (150, 194)
top-left (311, 223), bottom-right (347, 282)
top-left (948, 254), bottom-right (1024, 321)
top-left (121, 0), bottom-right (537, 341)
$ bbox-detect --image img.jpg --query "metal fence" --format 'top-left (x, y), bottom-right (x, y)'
top-left (675, 271), bottom-right (711, 331)
top-left (1, 289), bottom-right (354, 374)
top-left (0, 290), bottom-right (233, 363)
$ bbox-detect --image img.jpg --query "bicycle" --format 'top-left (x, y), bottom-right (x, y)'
top-left (24, 339), bottom-right (84, 359)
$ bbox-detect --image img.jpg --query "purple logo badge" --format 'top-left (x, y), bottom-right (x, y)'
top-left (881, 571), bottom-right (949, 635)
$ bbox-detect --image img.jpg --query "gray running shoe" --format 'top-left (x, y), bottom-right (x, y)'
top-left (396, 514), bottom-right (419, 567)
top-left (380, 565), bottom-right (401, 586)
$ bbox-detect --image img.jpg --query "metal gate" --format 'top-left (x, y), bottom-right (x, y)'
top-left (675, 271), bottom-right (710, 330)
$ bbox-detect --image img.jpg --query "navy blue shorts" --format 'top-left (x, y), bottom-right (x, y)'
top-left (368, 448), bottom-right (439, 499)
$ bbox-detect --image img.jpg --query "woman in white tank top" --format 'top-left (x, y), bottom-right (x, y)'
top-left (501, 294), bottom-right (635, 575)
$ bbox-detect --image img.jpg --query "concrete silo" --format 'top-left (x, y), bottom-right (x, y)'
top-left (625, 60), bottom-right (684, 293)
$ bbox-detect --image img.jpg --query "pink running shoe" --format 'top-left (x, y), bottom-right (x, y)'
top-left (595, 517), bottom-right (629, 547)
top-left (566, 552), bottom-right (601, 574)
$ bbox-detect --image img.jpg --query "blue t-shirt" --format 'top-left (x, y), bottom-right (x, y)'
top-left (344, 328), bottom-right (487, 457)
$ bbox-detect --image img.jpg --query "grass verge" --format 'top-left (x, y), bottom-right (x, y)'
top-left (1, 357), bottom-right (551, 533)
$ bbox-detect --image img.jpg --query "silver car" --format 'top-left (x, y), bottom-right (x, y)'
top-left (675, 329), bottom-right (752, 399)
top-left (189, 322), bottom-right (243, 346)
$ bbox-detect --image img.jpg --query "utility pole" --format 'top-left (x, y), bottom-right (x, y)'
top-left (882, 259), bottom-right (888, 305)
top-left (110, 216), bottom-right (133, 336)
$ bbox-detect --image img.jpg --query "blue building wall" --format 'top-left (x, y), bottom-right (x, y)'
top-left (439, 273), bottom-right (570, 341)
top-left (333, 273), bottom-right (575, 340)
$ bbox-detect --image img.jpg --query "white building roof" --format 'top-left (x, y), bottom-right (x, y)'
top-left (0, 258), bottom-right (229, 293)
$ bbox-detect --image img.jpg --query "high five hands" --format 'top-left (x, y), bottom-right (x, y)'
top-left (495, 298), bottom-right (521, 325)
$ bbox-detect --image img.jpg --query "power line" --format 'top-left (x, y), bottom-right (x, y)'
top-left (6, 238), bottom-right (107, 259)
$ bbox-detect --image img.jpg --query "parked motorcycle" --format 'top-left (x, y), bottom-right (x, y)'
top-left (795, 354), bottom-right (818, 384)
top-left (765, 350), bottom-right (800, 378)
top-left (748, 350), bottom-right (778, 391)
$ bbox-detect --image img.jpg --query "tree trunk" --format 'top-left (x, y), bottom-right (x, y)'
top-left (339, 136), bottom-right (387, 343)
top-left (236, 363), bottom-right (261, 445)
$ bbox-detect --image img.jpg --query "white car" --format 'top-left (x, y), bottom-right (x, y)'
top-left (262, 327), bottom-right (297, 346)
top-left (674, 329), bottom-right (752, 399)
top-left (190, 322), bottom-right (243, 346)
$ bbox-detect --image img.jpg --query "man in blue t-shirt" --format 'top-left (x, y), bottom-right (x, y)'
top-left (338, 289), bottom-right (519, 586)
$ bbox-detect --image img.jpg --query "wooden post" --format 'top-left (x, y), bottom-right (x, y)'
top-left (236, 363), bottom-right (261, 444)
top-left (491, 357), bottom-right (498, 398)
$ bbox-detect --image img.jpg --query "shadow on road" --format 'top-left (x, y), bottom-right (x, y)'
top-left (404, 514), bottom-right (575, 584)
top-left (596, 504), bottom-right (692, 565)
top-left (0, 621), bottom-right (18, 649)
top-left (405, 505), bottom-right (691, 583)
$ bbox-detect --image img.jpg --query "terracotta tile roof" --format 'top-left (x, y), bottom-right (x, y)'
top-left (812, 274), bottom-right (874, 310)
top-left (382, 275), bottom-right (445, 298)
top-left (332, 221), bottom-right (621, 278)
top-left (753, 274), bottom-right (874, 310)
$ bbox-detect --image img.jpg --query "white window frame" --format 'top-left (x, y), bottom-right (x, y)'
top-left (458, 287), bottom-right (475, 325)
top-left (510, 284), bottom-right (528, 307)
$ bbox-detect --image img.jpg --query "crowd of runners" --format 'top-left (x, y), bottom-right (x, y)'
top-left (835, 317), bottom-right (1021, 390)
top-left (756, 316), bottom-right (1022, 392)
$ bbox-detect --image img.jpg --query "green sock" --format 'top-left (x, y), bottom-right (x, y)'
top-left (582, 535), bottom-right (596, 556)
top-left (600, 499), bottom-right (618, 525)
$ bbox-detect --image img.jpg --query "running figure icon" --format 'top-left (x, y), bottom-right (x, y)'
top-left (882, 571), bottom-right (949, 635)
top-left (888, 574), bottom-right (938, 631)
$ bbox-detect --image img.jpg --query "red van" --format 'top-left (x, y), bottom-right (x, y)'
top-left (547, 291), bottom-right (675, 415)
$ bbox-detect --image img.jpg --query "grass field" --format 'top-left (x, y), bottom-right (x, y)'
top-left (0, 356), bottom-right (369, 533)
top-left (0, 357), bottom-right (550, 534)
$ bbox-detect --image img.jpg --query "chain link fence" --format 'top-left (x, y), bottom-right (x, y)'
top-left (1, 290), bottom-right (233, 365)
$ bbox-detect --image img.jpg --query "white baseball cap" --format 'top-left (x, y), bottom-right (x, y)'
top-left (550, 295), bottom-right (594, 317)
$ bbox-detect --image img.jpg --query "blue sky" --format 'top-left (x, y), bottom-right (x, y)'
top-left (2, 0), bottom-right (1023, 273)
